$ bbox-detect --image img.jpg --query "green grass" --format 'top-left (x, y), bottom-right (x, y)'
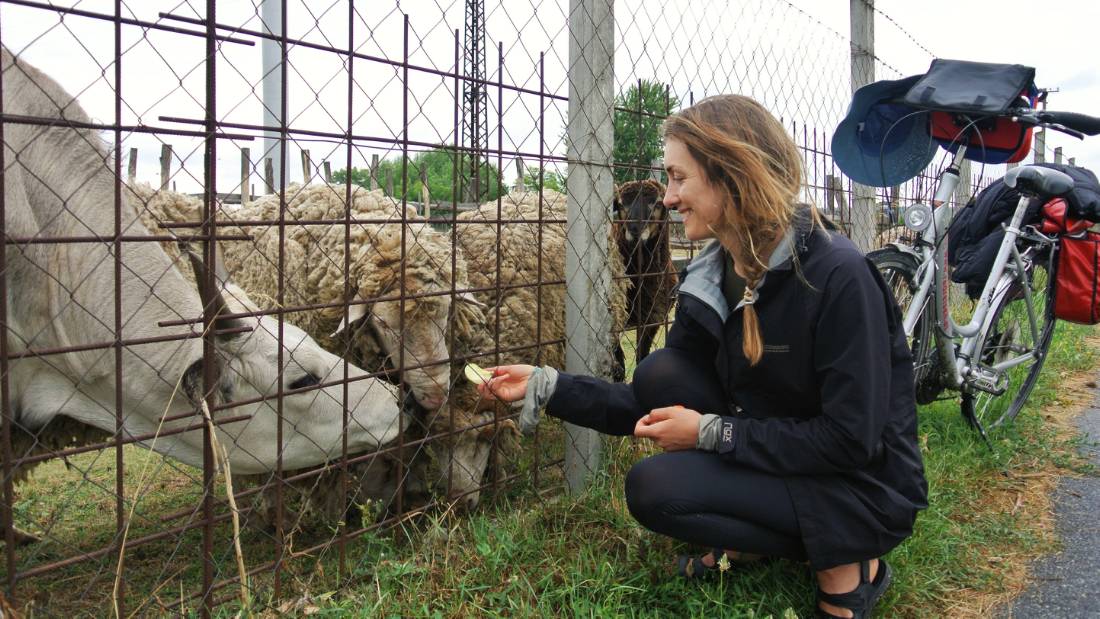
top-left (5, 321), bottom-right (1097, 617)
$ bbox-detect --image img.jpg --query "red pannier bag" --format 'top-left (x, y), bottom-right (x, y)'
top-left (930, 110), bottom-right (1034, 164)
top-left (1044, 199), bottom-right (1100, 324)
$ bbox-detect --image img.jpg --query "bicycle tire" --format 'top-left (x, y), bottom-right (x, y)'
top-left (967, 249), bottom-right (1058, 429)
top-left (868, 247), bottom-right (936, 398)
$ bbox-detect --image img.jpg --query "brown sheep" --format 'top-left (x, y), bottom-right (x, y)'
top-left (612, 179), bottom-right (678, 373)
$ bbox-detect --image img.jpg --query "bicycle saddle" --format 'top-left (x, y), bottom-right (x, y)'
top-left (1004, 165), bottom-right (1074, 198)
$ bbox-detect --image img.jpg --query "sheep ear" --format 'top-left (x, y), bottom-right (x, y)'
top-left (457, 291), bottom-right (486, 308)
top-left (331, 302), bottom-right (370, 337)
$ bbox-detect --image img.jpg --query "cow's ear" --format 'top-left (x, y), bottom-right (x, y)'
top-left (181, 359), bottom-right (204, 406)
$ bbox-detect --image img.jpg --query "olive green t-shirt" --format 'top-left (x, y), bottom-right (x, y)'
top-left (721, 251), bottom-right (747, 312)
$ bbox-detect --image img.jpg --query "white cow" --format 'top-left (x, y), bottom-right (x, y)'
top-left (1, 47), bottom-right (403, 477)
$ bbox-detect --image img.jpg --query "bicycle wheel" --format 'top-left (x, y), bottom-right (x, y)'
top-left (868, 247), bottom-right (936, 399)
top-left (966, 249), bottom-right (1058, 429)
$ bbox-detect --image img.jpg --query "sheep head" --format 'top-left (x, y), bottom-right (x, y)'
top-left (614, 178), bottom-right (669, 244)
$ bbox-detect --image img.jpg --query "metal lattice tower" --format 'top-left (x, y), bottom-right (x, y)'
top-left (461, 0), bottom-right (488, 203)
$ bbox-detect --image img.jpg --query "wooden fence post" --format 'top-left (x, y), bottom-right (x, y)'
top-left (1054, 146), bottom-right (1063, 164)
top-left (513, 157), bottom-right (525, 192)
top-left (264, 157), bottom-right (275, 194)
top-left (371, 154), bottom-right (380, 191)
top-left (127, 147), bottom-right (138, 184)
top-left (323, 160), bottom-right (332, 183)
top-left (300, 149), bottom-right (311, 185)
top-left (419, 166), bottom-right (431, 218)
top-left (159, 144), bottom-right (173, 191)
top-left (825, 174), bottom-right (846, 222)
top-left (385, 168), bottom-right (394, 197)
top-left (240, 147), bottom-right (251, 206)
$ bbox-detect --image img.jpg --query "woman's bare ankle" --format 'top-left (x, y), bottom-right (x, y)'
top-left (815, 559), bottom-right (879, 618)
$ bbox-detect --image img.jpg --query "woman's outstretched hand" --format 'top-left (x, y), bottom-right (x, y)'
top-left (634, 405), bottom-right (702, 451)
top-left (475, 364), bottom-right (536, 403)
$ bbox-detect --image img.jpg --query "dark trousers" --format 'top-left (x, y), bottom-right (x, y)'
top-left (626, 348), bottom-right (807, 561)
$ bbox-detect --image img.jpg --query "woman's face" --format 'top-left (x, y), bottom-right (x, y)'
top-left (662, 137), bottom-right (725, 241)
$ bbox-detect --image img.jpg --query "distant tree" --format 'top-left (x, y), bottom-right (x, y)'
top-left (330, 166), bottom-right (372, 188)
top-left (332, 147), bottom-right (503, 203)
top-left (522, 168), bottom-right (567, 194)
top-left (613, 80), bottom-right (680, 185)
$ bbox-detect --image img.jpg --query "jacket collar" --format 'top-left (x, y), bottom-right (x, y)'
top-left (678, 206), bottom-right (817, 321)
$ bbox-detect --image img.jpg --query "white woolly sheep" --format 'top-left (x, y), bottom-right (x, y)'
top-left (455, 188), bottom-right (629, 372)
top-left (131, 183), bottom-right (513, 528)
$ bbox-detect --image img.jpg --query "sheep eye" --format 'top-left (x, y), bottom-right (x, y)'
top-left (288, 373), bottom-right (322, 391)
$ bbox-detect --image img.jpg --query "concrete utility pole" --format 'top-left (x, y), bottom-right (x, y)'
top-left (564, 0), bottom-right (615, 493)
top-left (849, 0), bottom-right (877, 252)
top-left (261, 0), bottom-right (284, 190)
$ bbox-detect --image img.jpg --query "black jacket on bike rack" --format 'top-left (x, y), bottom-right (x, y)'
top-left (948, 162), bottom-right (1100, 297)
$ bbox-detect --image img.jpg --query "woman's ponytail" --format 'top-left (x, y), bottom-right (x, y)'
top-left (740, 278), bottom-right (764, 365)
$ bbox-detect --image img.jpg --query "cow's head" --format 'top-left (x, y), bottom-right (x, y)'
top-left (178, 246), bottom-right (405, 475)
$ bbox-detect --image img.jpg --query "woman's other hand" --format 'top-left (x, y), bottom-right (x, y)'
top-left (634, 405), bottom-right (703, 451)
top-left (476, 364), bottom-right (536, 403)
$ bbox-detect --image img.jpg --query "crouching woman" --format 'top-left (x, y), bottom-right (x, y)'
top-left (477, 94), bottom-right (927, 618)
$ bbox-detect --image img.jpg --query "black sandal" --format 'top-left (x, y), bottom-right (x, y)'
top-left (816, 558), bottom-right (892, 618)
top-left (676, 547), bottom-right (757, 579)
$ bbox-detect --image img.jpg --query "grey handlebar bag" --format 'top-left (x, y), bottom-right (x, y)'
top-left (902, 59), bottom-right (1035, 116)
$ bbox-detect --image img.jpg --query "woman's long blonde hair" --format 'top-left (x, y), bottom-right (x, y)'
top-left (663, 95), bottom-right (804, 365)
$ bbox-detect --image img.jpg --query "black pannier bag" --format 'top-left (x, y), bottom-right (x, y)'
top-left (902, 59), bottom-right (1035, 115)
top-left (947, 163), bottom-right (1100, 298)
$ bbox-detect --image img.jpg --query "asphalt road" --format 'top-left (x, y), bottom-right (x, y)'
top-left (1002, 391), bottom-right (1100, 618)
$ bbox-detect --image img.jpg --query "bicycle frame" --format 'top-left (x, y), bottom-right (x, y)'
top-left (899, 145), bottom-right (1051, 393)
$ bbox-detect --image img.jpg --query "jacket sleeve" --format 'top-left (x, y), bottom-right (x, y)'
top-left (545, 295), bottom-right (717, 436)
top-left (720, 255), bottom-right (894, 474)
top-left (545, 372), bottom-right (642, 436)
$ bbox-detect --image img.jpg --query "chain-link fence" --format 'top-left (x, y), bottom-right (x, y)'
top-left (0, 0), bottom-right (1084, 614)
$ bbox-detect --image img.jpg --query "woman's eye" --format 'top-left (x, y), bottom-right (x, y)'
top-left (288, 373), bottom-right (322, 391)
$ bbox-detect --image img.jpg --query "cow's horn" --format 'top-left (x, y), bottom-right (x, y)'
top-left (179, 240), bottom-right (245, 337)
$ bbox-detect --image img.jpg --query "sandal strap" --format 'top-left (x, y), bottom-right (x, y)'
top-left (816, 587), bottom-right (866, 610)
top-left (676, 548), bottom-right (729, 579)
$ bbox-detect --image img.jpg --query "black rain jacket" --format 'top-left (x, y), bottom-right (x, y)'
top-left (546, 208), bottom-right (928, 569)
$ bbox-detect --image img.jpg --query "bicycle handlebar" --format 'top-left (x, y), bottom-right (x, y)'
top-left (1039, 111), bottom-right (1100, 136)
top-left (1007, 108), bottom-right (1100, 139)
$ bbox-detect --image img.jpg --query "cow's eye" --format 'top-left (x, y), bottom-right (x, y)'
top-left (288, 373), bottom-right (322, 391)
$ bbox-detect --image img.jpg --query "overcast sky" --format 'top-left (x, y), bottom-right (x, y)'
top-left (3, 0), bottom-right (1097, 195)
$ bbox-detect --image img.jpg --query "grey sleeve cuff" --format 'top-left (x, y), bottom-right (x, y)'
top-left (695, 413), bottom-right (723, 451)
top-left (518, 366), bottom-right (559, 435)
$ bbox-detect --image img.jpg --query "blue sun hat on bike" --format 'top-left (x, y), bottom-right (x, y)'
top-left (832, 74), bottom-right (937, 187)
